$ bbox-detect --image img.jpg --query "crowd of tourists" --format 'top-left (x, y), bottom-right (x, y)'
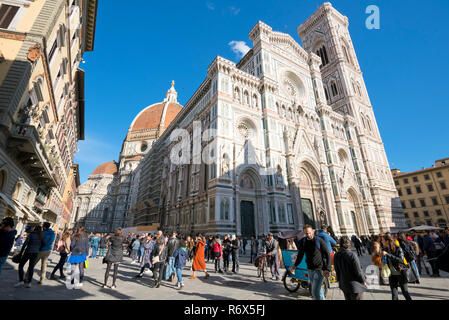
top-left (0, 216), bottom-right (448, 299)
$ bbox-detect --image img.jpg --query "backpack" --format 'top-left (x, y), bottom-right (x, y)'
top-left (56, 240), bottom-right (65, 252)
top-left (402, 242), bottom-right (416, 263)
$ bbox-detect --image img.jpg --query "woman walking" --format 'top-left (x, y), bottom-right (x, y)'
top-left (103, 228), bottom-right (123, 289)
top-left (152, 237), bottom-right (168, 288)
top-left (50, 231), bottom-right (71, 280)
top-left (15, 225), bottom-right (45, 288)
top-left (135, 235), bottom-right (155, 278)
top-left (382, 234), bottom-right (412, 300)
top-left (68, 227), bottom-right (89, 289)
top-left (189, 235), bottom-right (209, 279)
top-left (173, 240), bottom-right (189, 289)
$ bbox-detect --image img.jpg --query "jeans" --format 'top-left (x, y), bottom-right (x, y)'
top-left (51, 252), bottom-right (68, 277)
top-left (90, 246), bottom-right (98, 259)
top-left (410, 260), bottom-right (420, 281)
top-left (250, 251), bottom-right (257, 263)
top-left (131, 249), bottom-right (139, 261)
top-left (164, 257), bottom-right (175, 280)
top-left (0, 256), bottom-right (7, 279)
top-left (232, 250), bottom-right (239, 273)
top-left (176, 267), bottom-right (183, 285)
top-left (309, 269), bottom-right (325, 300)
top-left (98, 247), bottom-right (106, 257)
top-left (18, 252), bottom-right (39, 283)
top-left (389, 274), bottom-right (412, 300)
top-left (223, 253), bottom-right (230, 271)
top-left (138, 247), bottom-right (145, 263)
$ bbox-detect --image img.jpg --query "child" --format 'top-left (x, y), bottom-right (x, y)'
top-left (212, 235), bottom-right (224, 274)
top-left (173, 240), bottom-right (189, 289)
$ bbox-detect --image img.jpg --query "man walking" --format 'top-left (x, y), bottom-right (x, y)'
top-left (0, 217), bottom-right (17, 279)
top-left (290, 225), bottom-right (331, 300)
top-left (351, 235), bottom-right (363, 256)
top-left (334, 236), bottom-right (367, 300)
top-left (250, 236), bottom-right (258, 263)
top-left (165, 232), bottom-right (180, 282)
top-left (222, 234), bottom-right (231, 273)
top-left (231, 235), bottom-right (240, 274)
top-left (264, 233), bottom-right (280, 281)
top-left (37, 222), bottom-right (55, 284)
top-left (423, 230), bottom-right (440, 277)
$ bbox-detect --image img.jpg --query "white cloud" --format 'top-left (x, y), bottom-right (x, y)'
top-left (229, 41), bottom-right (251, 59)
top-left (228, 6), bottom-right (240, 15)
top-left (206, 2), bottom-right (215, 10)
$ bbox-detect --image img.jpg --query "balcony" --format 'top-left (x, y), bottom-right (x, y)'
top-left (7, 123), bottom-right (57, 188)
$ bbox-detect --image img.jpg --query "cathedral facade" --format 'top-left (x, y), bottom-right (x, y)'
top-left (73, 3), bottom-right (406, 236)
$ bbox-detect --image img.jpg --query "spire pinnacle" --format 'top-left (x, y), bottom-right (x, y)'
top-left (164, 80), bottom-right (178, 103)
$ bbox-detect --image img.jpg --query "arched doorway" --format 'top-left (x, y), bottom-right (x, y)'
top-left (298, 162), bottom-right (324, 229)
top-left (240, 201), bottom-right (255, 238)
top-left (347, 189), bottom-right (362, 236)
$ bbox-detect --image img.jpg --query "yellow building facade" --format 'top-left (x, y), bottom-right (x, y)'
top-left (392, 158), bottom-right (449, 228)
top-left (0, 0), bottom-right (97, 233)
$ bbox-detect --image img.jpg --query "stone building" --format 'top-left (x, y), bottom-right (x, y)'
top-left (130, 3), bottom-right (406, 237)
top-left (392, 157), bottom-right (449, 228)
top-left (71, 83), bottom-right (182, 233)
top-left (0, 0), bottom-right (98, 232)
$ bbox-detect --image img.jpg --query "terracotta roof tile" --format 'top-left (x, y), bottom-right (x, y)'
top-left (92, 161), bottom-right (118, 175)
top-left (130, 102), bottom-right (182, 132)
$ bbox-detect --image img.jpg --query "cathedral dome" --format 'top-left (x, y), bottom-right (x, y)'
top-left (92, 161), bottom-right (118, 175)
top-left (129, 82), bottom-right (182, 132)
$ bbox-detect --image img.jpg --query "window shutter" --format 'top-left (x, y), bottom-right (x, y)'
top-left (62, 58), bottom-right (68, 74)
top-left (30, 89), bottom-right (39, 106)
top-left (0, 5), bottom-right (20, 29)
top-left (33, 80), bottom-right (44, 102)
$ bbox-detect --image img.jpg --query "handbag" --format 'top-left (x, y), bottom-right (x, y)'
top-left (152, 255), bottom-right (160, 264)
top-left (11, 253), bottom-right (22, 264)
top-left (381, 264), bottom-right (391, 278)
top-left (84, 259), bottom-right (90, 269)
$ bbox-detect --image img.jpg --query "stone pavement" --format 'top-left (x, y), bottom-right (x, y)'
top-left (0, 249), bottom-right (448, 300)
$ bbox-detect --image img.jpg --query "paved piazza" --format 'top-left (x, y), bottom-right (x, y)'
top-left (0, 250), bottom-right (448, 300)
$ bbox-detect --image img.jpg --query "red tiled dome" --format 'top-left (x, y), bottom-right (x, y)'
top-left (129, 102), bottom-right (182, 132)
top-left (92, 161), bottom-right (118, 175)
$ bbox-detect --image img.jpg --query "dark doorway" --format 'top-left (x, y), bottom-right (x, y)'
top-left (351, 211), bottom-right (359, 235)
top-left (240, 201), bottom-right (255, 238)
top-left (301, 198), bottom-right (316, 229)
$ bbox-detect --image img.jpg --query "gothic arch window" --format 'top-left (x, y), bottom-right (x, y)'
top-left (220, 198), bottom-right (230, 220)
top-left (361, 114), bottom-right (366, 129)
top-left (331, 82), bottom-right (338, 97)
top-left (315, 45), bottom-right (329, 67)
top-left (252, 94), bottom-right (258, 108)
top-left (287, 107), bottom-right (292, 119)
top-left (342, 44), bottom-right (350, 63)
top-left (12, 182), bottom-right (21, 200)
top-left (324, 87), bottom-right (330, 101)
top-left (366, 117), bottom-right (373, 132)
top-left (281, 105), bottom-right (286, 118)
top-left (234, 87), bottom-right (240, 102)
top-left (243, 90), bottom-right (249, 105)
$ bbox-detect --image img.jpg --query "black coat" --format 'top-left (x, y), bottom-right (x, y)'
top-left (334, 248), bottom-right (367, 294)
top-left (105, 236), bottom-right (123, 263)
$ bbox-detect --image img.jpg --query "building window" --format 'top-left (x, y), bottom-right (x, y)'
top-left (404, 213), bottom-right (408, 218)
top-left (397, 189), bottom-right (402, 196)
top-left (403, 178), bottom-right (409, 184)
top-left (445, 195), bottom-right (449, 204)
top-left (413, 212), bottom-right (419, 218)
top-left (427, 184), bottom-right (434, 192)
top-left (316, 45), bottom-right (329, 67)
top-left (424, 174), bottom-right (430, 180)
top-left (406, 188), bottom-right (412, 195)
top-left (395, 180), bottom-right (399, 186)
top-left (48, 39), bottom-right (58, 64)
top-left (0, 4), bottom-right (19, 29)
top-left (401, 201), bottom-right (406, 209)
top-left (331, 83), bottom-right (338, 97)
top-left (416, 186), bottom-right (422, 194)
top-left (436, 209), bottom-right (442, 216)
top-left (420, 199), bottom-right (426, 207)
top-left (440, 182), bottom-right (447, 190)
top-left (410, 200), bottom-right (416, 208)
top-left (413, 177), bottom-right (418, 182)
top-left (324, 87), bottom-right (329, 101)
top-left (423, 211), bottom-right (429, 217)
top-left (426, 220), bottom-right (432, 226)
top-left (431, 197), bottom-right (438, 205)
top-left (436, 172), bottom-right (443, 178)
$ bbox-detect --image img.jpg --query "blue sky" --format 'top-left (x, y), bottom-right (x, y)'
top-left (75, 0), bottom-right (449, 183)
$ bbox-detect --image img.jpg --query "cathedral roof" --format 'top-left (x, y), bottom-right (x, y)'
top-left (129, 82), bottom-right (182, 132)
top-left (91, 161), bottom-right (118, 175)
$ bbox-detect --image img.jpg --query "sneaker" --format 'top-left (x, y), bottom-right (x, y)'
top-left (60, 275), bottom-right (66, 280)
top-left (181, 283), bottom-right (185, 287)
top-left (25, 283), bottom-right (31, 288)
top-left (74, 283), bottom-right (82, 290)
top-left (50, 274), bottom-right (56, 280)
top-left (111, 285), bottom-right (117, 289)
top-left (271, 276), bottom-right (276, 280)
top-left (14, 281), bottom-right (24, 288)
top-left (176, 283), bottom-right (181, 289)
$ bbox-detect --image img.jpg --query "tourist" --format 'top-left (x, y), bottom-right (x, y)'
top-left (397, 232), bottom-right (419, 284)
top-left (242, 237), bottom-right (247, 255)
top-left (98, 233), bottom-right (108, 257)
top-left (231, 235), bottom-right (240, 274)
top-left (0, 217), bottom-right (17, 279)
top-left (50, 230), bottom-right (71, 280)
top-left (334, 236), bottom-right (367, 300)
top-left (382, 234), bottom-right (412, 300)
top-left (351, 235), bottom-right (363, 256)
top-left (68, 227), bottom-right (89, 289)
top-left (289, 225), bottom-right (331, 300)
top-left (189, 235), bottom-right (210, 279)
top-left (131, 235), bottom-right (140, 263)
top-left (15, 225), bottom-right (44, 288)
top-left (250, 236), bottom-right (258, 264)
top-left (423, 230), bottom-right (439, 277)
top-left (173, 240), bottom-right (189, 289)
top-left (89, 233), bottom-right (100, 259)
top-left (264, 233), bottom-right (280, 281)
top-left (152, 237), bottom-right (168, 288)
top-left (212, 235), bottom-right (223, 273)
top-left (443, 227), bottom-right (449, 247)
top-left (165, 232), bottom-right (180, 282)
top-left (103, 228), bottom-right (123, 289)
top-left (317, 225), bottom-right (337, 253)
top-left (135, 235), bottom-right (155, 278)
top-left (371, 235), bottom-right (385, 285)
top-left (410, 230), bottom-right (429, 276)
top-left (206, 235), bottom-right (213, 263)
top-left (222, 234), bottom-right (231, 273)
top-left (36, 222), bottom-right (55, 284)
top-left (138, 234), bottom-right (146, 263)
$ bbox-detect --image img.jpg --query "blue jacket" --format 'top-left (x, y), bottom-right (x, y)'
top-left (317, 230), bottom-right (337, 252)
top-left (423, 235), bottom-right (436, 254)
top-left (90, 236), bottom-right (100, 247)
top-left (173, 247), bottom-right (189, 269)
top-left (40, 229), bottom-right (55, 251)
